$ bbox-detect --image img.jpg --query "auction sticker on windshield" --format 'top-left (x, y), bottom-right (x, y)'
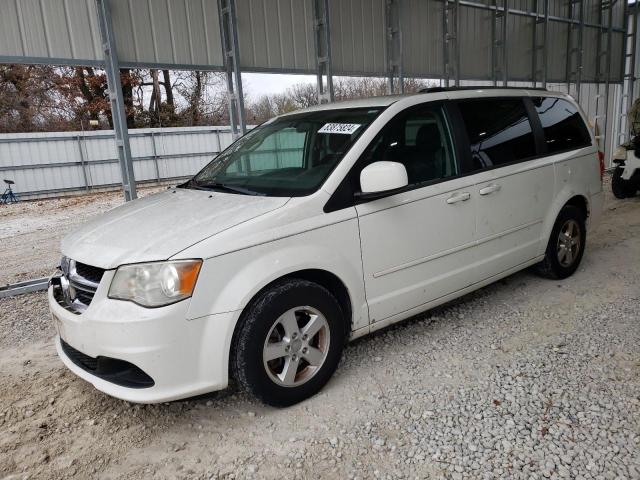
top-left (318, 123), bottom-right (361, 135)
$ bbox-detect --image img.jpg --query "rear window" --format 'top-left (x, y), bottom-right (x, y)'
top-left (458, 98), bottom-right (537, 170)
top-left (532, 97), bottom-right (592, 154)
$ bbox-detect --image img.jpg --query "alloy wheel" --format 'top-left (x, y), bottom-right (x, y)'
top-left (262, 307), bottom-right (330, 387)
top-left (556, 219), bottom-right (581, 267)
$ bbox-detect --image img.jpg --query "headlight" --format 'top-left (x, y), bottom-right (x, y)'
top-left (108, 260), bottom-right (202, 307)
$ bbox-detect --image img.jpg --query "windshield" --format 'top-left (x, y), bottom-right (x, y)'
top-left (187, 107), bottom-right (384, 196)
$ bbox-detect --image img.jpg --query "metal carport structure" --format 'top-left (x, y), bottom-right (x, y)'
top-left (0, 0), bottom-right (634, 200)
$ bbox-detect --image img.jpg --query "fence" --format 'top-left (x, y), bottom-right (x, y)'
top-left (0, 126), bottom-right (237, 200)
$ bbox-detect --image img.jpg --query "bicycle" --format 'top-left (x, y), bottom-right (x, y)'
top-left (1, 179), bottom-right (19, 204)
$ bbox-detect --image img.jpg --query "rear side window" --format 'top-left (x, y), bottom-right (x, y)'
top-left (458, 98), bottom-right (537, 169)
top-left (532, 97), bottom-right (591, 153)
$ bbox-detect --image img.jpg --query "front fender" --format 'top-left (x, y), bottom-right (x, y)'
top-left (185, 218), bottom-right (369, 332)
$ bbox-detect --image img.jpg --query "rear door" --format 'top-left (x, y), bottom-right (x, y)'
top-left (455, 96), bottom-right (555, 282)
top-left (530, 95), bottom-right (599, 208)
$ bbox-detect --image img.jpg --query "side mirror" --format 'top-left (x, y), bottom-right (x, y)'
top-left (359, 161), bottom-right (408, 195)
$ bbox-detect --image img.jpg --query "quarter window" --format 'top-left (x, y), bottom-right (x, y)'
top-left (358, 105), bottom-right (458, 188)
top-left (458, 98), bottom-right (537, 169)
top-left (532, 97), bottom-right (591, 153)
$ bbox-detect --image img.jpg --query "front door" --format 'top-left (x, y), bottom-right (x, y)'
top-left (355, 103), bottom-right (477, 324)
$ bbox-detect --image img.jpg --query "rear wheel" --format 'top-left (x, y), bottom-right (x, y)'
top-left (535, 205), bottom-right (586, 280)
top-left (231, 279), bottom-right (346, 407)
top-left (612, 167), bottom-right (637, 199)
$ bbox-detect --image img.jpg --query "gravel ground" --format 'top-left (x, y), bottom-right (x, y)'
top-left (0, 180), bottom-right (639, 480)
top-left (0, 186), bottom-right (164, 286)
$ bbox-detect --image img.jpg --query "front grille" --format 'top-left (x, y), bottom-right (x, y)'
top-left (60, 339), bottom-right (155, 389)
top-left (74, 289), bottom-right (95, 306)
top-left (75, 262), bottom-right (105, 285)
top-left (53, 258), bottom-right (106, 314)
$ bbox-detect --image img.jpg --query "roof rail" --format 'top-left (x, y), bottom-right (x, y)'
top-left (420, 86), bottom-right (548, 93)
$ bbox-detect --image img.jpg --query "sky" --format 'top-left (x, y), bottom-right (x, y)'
top-left (242, 73), bottom-right (315, 97)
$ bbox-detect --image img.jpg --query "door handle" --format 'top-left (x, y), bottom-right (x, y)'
top-left (446, 192), bottom-right (471, 204)
top-left (479, 184), bottom-right (501, 196)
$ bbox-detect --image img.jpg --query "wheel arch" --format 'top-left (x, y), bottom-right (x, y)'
top-left (227, 268), bottom-right (354, 382)
top-left (236, 268), bottom-right (353, 338)
top-left (564, 194), bottom-right (589, 219)
top-left (540, 191), bottom-right (590, 255)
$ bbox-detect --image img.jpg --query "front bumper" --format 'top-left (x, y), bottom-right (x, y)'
top-left (48, 278), bottom-right (239, 403)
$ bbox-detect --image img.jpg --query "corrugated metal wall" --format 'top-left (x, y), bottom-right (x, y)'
top-left (456, 4), bottom-right (491, 80)
top-left (329, 0), bottom-right (387, 76)
top-left (110, 0), bottom-right (224, 68)
top-left (0, 126), bottom-right (236, 199)
top-left (0, 0), bottom-right (626, 82)
top-left (0, 0), bottom-right (102, 63)
top-left (400, 0), bottom-right (444, 78)
top-left (0, 0), bottom-right (224, 68)
top-left (235, 0), bottom-right (316, 73)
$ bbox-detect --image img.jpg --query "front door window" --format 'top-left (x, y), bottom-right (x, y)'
top-left (358, 104), bottom-right (458, 190)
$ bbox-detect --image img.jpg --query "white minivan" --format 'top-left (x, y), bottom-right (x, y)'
top-left (49, 88), bottom-right (604, 406)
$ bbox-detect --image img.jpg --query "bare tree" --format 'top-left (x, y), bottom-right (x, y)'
top-left (271, 93), bottom-right (296, 115)
top-left (244, 76), bottom-right (437, 124)
top-left (0, 65), bottom-right (63, 132)
top-left (174, 71), bottom-right (229, 126)
top-left (248, 95), bottom-right (275, 124)
top-left (288, 83), bottom-right (318, 109)
top-left (162, 69), bottom-right (175, 112)
top-left (0, 65), bottom-right (439, 133)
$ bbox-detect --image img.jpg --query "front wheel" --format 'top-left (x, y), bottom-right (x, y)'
top-left (612, 167), bottom-right (637, 199)
top-left (231, 279), bottom-right (346, 407)
top-left (535, 205), bottom-right (586, 280)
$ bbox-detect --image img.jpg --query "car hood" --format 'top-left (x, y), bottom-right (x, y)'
top-left (61, 188), bottom-right (290, 269)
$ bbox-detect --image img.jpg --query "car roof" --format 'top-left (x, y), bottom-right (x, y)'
top-left (278, 88), bottom-right (571, 118)
top-left (290, 95), bottom-right (406, 114)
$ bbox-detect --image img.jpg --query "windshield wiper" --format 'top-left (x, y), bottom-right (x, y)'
top-left (192, 181), bottom-right (265, 196)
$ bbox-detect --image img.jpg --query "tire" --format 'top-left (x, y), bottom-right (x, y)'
top-left (535, 205), bottom-right (586, 280)
top-left (612, 167), bottom-right (636, 199)
top-left (231, 278), bottom-right (346, 407)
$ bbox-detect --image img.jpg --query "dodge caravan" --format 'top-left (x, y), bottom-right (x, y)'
top-left (49, 88), bottom-right (604, 406)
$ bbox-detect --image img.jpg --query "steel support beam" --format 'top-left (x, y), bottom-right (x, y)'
top-left (458, 0), bottom-right (625, 32)
top-left (491, 0), bottom-right (508, 86)
top-left (313, 0), bottom-right (334, 104)
top-left (617, 2), bottom-right (637, 144)
top-left (602, 0), bottom-right (615, 160)
top-left (218, 0), bottom-right (246, 139)
top-left (626, 4), bottom-right (638, 118)
top-left (0, 278), bottom-right (50, 299)
top-left (385, 0), bottom-right (404, 94)
top-left (443, 0), bottom-right (461, 87)
top-left (531, 0), bottom-right (550, 88)
top-left (95, 0), bottom-right (136, 201)
top-left (566, 0), bottom-right (585, 100)
top-left (575, 0), bottom-right (585, 99)
top-left (531, 0), bottom-right (538, 86)
top-left (594, 0), bottom-right (605, 147)
top-left (542, 0), bottom-right (549, 88)
top-left (627, 5), bottom-right (638, 117)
